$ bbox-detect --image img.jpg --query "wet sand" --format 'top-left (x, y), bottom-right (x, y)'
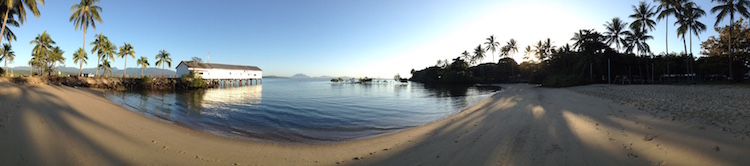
top-left (1, 81), bottom-right (748, 165)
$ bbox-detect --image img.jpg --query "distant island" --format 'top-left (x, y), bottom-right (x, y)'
top-left (291, 73), bottom-right (311, 78)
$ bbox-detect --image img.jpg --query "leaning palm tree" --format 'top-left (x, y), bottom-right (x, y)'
top-left (118, 42), bottom-right (134, 77)
top-left (73, 47), bottom-right (87, 76)
top-left (136, 56), bottom-right (148, 77)
top-left (99, 59), bottom-right (111, 77)
top-left (155, 49), bottom-right (171, 77)
top-left (0, 0), bottom-right (43, 47)
top-left (484, 35), bottom-right (499, 63)
top-left (0, 6), bottom-right (20, 43)
top-left (712, 0), bottom-right (750, 79)
top-left (70, 0), bottom-right (102, 65)
top-left (604, 17), bottom-right (629, 52)
top-left (473, 45), bottom-right (485, 64)
top-left (1, 43), bottom-right (13, 76)
top-left (29, 31), bottom-right (54, 75)
top-left (89, 33), bottom-right (108, 76)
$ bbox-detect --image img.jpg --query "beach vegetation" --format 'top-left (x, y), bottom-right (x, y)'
top-left (1, 43), bottom-right (14, 76)
top-left (70, 0), bottom-right (102, 71)
top-left (155, 49), bottom-right (171, 78)
top-left (179, 70), bottom-right (207, 89)
top-left (99, 59), bottom-right (111, 77)
top-left (73, 47), bottom-right (87, 76)
top-left (29, 31), bottom-right (58, 76)
top-left (0, 0), bottom-right (43, 48)
top-left (90, 33), bottom-right (109, 76)
top-left (136, 56), bottom-right (148, 77)
top-left (118, 42), bottom-right (134, 77)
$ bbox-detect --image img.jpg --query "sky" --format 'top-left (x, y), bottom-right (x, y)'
top-left (1, 0), bottom-right (731, 78)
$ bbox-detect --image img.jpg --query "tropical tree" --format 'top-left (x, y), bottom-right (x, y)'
top-left (473, 45), bottom-right (485, 63)
top-left (604, 17), bottom-right (629, 52)
top-left (484, 35), bottom-right (499, 63)
top-left (29, 31), bottom-right (54, 75)
top-left (136, 56), bottom-right (148, 77)
top-left (630, 1), bottom-right (659, 35)
top-left (90, 33), bottom-right (107, 76)
top-left (99, 59), bottom-right (111, 77)
top-left (118, 42), bottom-right (134, 77)
top-left (0, 6), bottom-right (19, 43)
top-left (655, 0), bottom-right (680, 55)
top-left (676, 2), bottom-right (706, 56)
top-left (505, 39), bottom-right (518, 59)
top-left (0, 0), bottom-right (43, 47)
top-left (73, 47), bottom-right (86, 76)
top-left (155, 49), bottom-right (171, 77)
top-left (461, 50), bottom-right (474, 65)
top-left (625, 27), bottom-right (653, 56)
top-left (0, 43), bottom-right (13, 76)
top-left (711, 0), bottom-right (750, 79)
top-left (534, 40), bottom-right (546, 61)
top-left (70, 0), bottom-right (102, 65)
top-left (523, 45), bottom-right (533, 61)
top-left (49, 46), bottom-right (64, 75)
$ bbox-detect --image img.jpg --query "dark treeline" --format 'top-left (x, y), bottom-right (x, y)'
top-left (412, 0), bottom-right (750, 87)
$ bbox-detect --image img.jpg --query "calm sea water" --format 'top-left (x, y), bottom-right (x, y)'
top-left (106, 78), bottom-right (500, 144)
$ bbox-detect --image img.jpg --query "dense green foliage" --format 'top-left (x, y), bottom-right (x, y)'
top-left (178, 71), bottom-right (207, 89)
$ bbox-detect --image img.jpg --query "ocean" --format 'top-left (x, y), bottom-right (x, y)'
top-left (105, 78), bottom-right (499, 144)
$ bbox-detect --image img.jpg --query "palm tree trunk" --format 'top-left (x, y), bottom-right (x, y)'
top-left (4, 59), bottom-right (7, 77)
top-left (729, 18), bottom-right (734, 80)
top-left (683, 36), bottom-right (688, 82)
top-left (123, 59), bottom-right (127, 78)
top-left (141, 67), bottom-right (143, 77)
top-left (666, 17), bottom-right (669, 81)
top-left (162, 65), bottom-right (165, 78)
top-left (0, 8), bottom-right (10, 50)
top-left (78, 61), bottom-right (83, 76)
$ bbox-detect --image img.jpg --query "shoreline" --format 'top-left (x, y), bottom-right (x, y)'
top-left (2, 81), bottom-right (749, 165)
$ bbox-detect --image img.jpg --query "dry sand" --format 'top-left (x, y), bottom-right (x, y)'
top-left (1, 81), bottom-right (749, 165)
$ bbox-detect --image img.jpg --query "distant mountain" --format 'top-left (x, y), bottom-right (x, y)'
top-left (8, 66), bottom-right (177, 77)
top-left (291, 73), bottom-right (310, 78)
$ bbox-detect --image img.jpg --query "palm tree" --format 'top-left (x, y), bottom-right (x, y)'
top-left (49, 46), bottom-right (64, 75)
top-left (70, 0), bottom-right (102, 66)
top-left (630, 1), bottom-right (658, 35)
top-left (461, 50), bottom-right (474, 65)
top-left (118, 43), bottom-right (134, 77)
top-left (655, 0), bottom-right (680, 55)
top-left (73, 47), bottom-right (87, 76)
top-left (505, 39), bottom-right (518, 58)
top-left (29, 31), bottom-right (54, 75)
top-left (534, 40), bottom-right (545, 61)
top-left (1, 43), bottom-right (13, 76)
top-left (604, 17), bottom-right (629, 52)
top-left (473, 45), bottom-right (485, 64)
top-left (0, 0), bottom-right (43, 48)
top-left (523, 45), bottom-right (533, 61)
top-left (103, 40), bottom-right (116, 64)
top-left (484, 35), bottom-right (499, 63)
top-left (155, 49), bottom-right (171, 77)
top-left (676, 2), bottom-right (706, 55)
top-left (99, 59), bottom-right (111, 77)
top-left (711, 0), bottom-right (750, 79)
top-left (136, 56), bottom-right (148, 77)
top-left (625, 27), bottom-right (654, 56)
top-left (0, 6), bottom-right (19, 43)
top-left (90, 33), bottom-right (107, 76)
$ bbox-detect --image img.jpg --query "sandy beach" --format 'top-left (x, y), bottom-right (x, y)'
top-left (1, 80), bottom-right (749, 165)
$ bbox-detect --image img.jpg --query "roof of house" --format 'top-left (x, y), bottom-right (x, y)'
top-left (178, 61), bottom-right (262, 71)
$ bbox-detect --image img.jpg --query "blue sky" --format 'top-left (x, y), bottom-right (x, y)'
top-left (2, 0), bottom-right (729, 77)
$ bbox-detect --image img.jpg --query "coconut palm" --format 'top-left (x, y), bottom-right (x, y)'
top-left (49, 46), bottom-right (64, 75)
top-left (90, 33), bottom-right (108, 76)
top-left (473, 45), bottom-right (485, 63)
top-left (523, 45), bottom-right (533, 61)
top-left (118, 42), bottom-right (134, 77)
top-left (711, 0), bottom-right (750, 79)
top-left (155, 49), bottom-right (171, 77)
top-left (604, 17), bottom-right (630, 52)
top-left (630, 1), bottom-right (658, 34)
top-left (484, 35), bottom-right (499, 63)
top-left (0, 6), bottom-right (19, 43)
top-left (655, 0), bottom-right (681, 55)
top-left (73, 47), bottom-right (86, 76)
top-left (0, 43), bottom-right (13, 76)
top-left (505, 39), bottom-right (518, 58)
top-left (461, 50), bottom-right (474, 65)
top-left (676, 2), bottom-right (706, 55)
top-left (103, 40), bottom-right (116, 63)
top-left (29, 31), bottom-right (54, 75)
top-left (0, 0), bottom-right (43, 47)
top-left (625, 28), bottom-right (653, 56)
top-left (70, 0), bottom-right (102, 66)
top-left (99, 59), bottom-right (111, 77)
top-left (534, 40), bottom-right (545, 61)
top-left (136, 56), bottom-right (148, 77)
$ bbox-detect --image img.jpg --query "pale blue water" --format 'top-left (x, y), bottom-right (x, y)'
top-left (106, 78), bottom-right (499, 144)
